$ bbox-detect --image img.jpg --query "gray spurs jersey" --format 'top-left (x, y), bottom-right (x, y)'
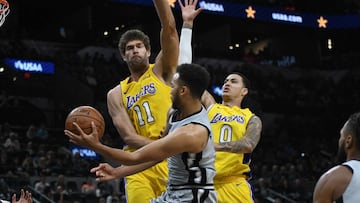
top-left (167, 107), bottom-right (216, 190)
top-left (342, 160), bottom-right (360, 203)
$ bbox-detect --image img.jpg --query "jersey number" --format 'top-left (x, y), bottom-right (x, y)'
top-left (219, 124), bottom-right (251, 164)
top-left (219, 124), bottom-right (232, 143)
top-left (133, 101), bottom-right (155, 126)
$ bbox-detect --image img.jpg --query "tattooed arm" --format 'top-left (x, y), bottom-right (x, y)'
top-left (215, 115), bottom-right (262, 153)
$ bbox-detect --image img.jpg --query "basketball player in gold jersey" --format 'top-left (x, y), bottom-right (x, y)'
top-left (201, 73), bottom-right (262, 203)
top-left (105, 0), bottom-right (202, 202)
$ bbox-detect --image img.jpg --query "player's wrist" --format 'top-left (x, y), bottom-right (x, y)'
top-left (182, 22), bottom-right (193, 29)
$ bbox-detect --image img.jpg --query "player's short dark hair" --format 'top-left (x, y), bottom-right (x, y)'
top-left (118, 29), bottom-right (151, 57)
top-left (346, 112), bottom-right (360, 149)
top-left (177, 63), bottom-right (210, 99)
top-left (231, 72), bottom-right (251, 89)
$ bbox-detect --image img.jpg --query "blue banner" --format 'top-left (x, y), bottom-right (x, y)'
top-left (112, 0), bottom-right (360, 29)
top-left (3, 58), bottom-right (55, 74)
top-left (69, 144), bottom-right (101, 160)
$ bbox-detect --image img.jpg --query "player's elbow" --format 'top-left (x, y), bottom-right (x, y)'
top-left (161, 24), bottom-right (178, 40)
top-left (242, 145), bottom-right (255, 153)
top-left (121, 136), bottom-right (140, 149)
top-left (244, 138), bottom-right (260, 153)
top-left (122, 136), bottom-right (133, 145)
top-left (190, 141), bottom-right (206, 154)
top-left (161, 18), bottom-right (176, 31)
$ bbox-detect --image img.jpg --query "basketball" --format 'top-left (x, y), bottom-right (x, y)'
top-left (65, 106), bottom-right (105, 139)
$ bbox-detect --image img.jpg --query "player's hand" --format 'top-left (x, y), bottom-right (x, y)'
top-left (178, 0), bottom-right (203, 25)
top-left (90, 163), bottom-right (118, 182)
top-left (12, 189), bottom-right (32, 203)
top-left (64, 121), bottom-right (101, 149)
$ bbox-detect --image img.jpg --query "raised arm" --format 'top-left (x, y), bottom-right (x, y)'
top-left (152, 0), bottom-right (179, 83)
top-left (178, 0), bottom-right (203, 65)
top-left (90, 162), bottom-right (160, 182)
top-left (107, 85), bottom-right (153, 149)
top-left (215, 115), bottom-right (262, 153)
top-left (201, 90), bottom-right (216, 109)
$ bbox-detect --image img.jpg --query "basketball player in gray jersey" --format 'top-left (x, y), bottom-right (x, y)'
top-left (161, 106), bottom-right (216, 202)
top-left (313, 112), bottom-right (360, 203)
top-left (66, 63), bottom-right (217, 203)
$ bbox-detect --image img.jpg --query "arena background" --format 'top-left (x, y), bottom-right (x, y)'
top-left (0, 0), bottom-right (359, 202)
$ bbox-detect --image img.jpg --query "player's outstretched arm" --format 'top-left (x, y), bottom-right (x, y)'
top-left (201, 90), bottom-right (216, 109)
top-left (91, 162), bottom-right (160, 182)
top-left (178, 0), bottom-right (203, 65)
top-left (65, 121), bottom-right (147, 165)
top-left (107, 85), bottom-right (154, 149)
top-left (118, 123), bottom-right (209, 164)
top-left (215, 115), bottom-right (262, 153)
top-left (66, 121), bottom-right (209, 165)
top-left (152, 0), bottom-right (179, 84)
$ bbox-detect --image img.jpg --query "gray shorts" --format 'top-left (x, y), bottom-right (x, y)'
top-left (150, 188), bottom-right (217, 203)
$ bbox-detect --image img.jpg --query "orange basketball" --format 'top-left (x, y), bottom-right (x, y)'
top-left (65, 106), bottom-right (105, 139)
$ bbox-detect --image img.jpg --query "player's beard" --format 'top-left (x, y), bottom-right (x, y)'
top-left (128, 56), bottom-right (147, 71)
top-left (335, 143), bottom-right (347, 164)
top-left (171, 92), bottom-right (180, 110)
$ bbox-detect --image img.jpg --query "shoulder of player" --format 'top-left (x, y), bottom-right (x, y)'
top-left (107, 85), bottom-right (127, 112)
top-left (248, 115), bottom-right (262, 125)
top-left (171, 123), bottom-right (209, 139)
top-left (314, 165), bottom-right (353, 201)
top-left (319, 165), bottom-right (352, 187)
top-left (168, 124), bottom-right (209, 153)
top-left (107, 85), bottom-right (122, 100)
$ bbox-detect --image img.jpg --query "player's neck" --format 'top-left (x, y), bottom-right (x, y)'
top-left (129, 68), bottom-right (147, 82)
top-left (128, 62), bottom-right (149, 82)
top-left (177, 101), bottom-right (202, 120)
top-left (347, 153), bottom-right (360, 161)
top-left (222, 95), bottom-right (242, 107)
top-left (222, 99), bottom-right (242, 108)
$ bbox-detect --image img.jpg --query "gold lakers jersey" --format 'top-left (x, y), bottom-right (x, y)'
top-left (121, 64), bottom-right (172, 152)
top-left (208, 103), bottom-right (254, 180)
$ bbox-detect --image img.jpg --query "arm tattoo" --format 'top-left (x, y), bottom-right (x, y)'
top-left (218, 115), bottom-right (262, 153)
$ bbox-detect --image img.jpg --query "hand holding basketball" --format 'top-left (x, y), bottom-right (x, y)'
top-left (64, 106), bottom-right (105, 147)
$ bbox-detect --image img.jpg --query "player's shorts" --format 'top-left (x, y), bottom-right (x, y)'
top-left (125, 160), bottom-right (168, 203)
top-left (150, 186), bottom-right (217, 203)
top-left (215, 177), bottom-right (254, 203)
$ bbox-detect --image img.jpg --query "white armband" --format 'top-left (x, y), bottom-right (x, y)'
top-left (178, 28), bottom-right (193, 65)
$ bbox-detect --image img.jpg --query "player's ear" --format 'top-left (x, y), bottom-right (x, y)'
top-left (181, 85), bottom-right (190, 96)
top-left (345, 134), bottom-right (354, 149)
top-left (241, 87), bottom-right (248, 96)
